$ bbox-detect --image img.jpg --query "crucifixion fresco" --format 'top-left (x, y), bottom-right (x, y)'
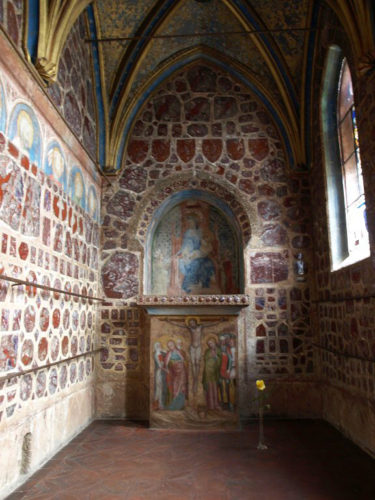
top-left (150, 315), bottom-right (238, 429)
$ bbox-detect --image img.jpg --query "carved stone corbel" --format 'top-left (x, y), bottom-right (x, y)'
top-left (35, 57), bottom-right (58, 84)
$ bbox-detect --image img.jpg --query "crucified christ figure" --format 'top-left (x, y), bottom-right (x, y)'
top-left (161, 316), bottom-right (227, 395)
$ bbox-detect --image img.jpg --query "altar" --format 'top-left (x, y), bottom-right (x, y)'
top-left (139, 294), bottom-right (248, 429)
top-left (140, 193), bottom-right (248, 428)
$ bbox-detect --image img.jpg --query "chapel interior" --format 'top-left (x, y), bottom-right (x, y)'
top-left (0, 0), bottom-right (375, 498)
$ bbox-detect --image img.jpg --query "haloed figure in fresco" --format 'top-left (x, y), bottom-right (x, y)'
top-left (47, 146), bottom-right (65, 184)
top-left (164, 340), bottom-right (188, 410)
top-left (161, 316), bottom-right (227, 395)
top-left (153, 342), bottom-right (166, 410)
top-left (202, 337), bottom-right (222, 411)
top-left (218, 334), bottom-right (236, 411)
top-left (14, 110), bottom-right (34, 153)
top-left (152, 199), bottom-right (240, 296)
top-left (176, 215), bottom-right (217, 293)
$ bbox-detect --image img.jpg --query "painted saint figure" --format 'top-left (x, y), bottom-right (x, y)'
top-left (218, 334), bottom-right (236, 411)
top-left (176, 215), bottom-right (216, 293)
top-left (153, 341), bottom-right (166, 410)
top-left (47, 146), bottom-right (65, 183)
top-left (164, 340), bottom-right (188, 411)
top-left (14, 110), bottom-right (34, 153)
top-left (202, 337), bottom-right (222, 410)
top-left (161, 316), bottom-right (227, 395)
top-left (153, 199), bottom-right (240, 296)
top-left (176, 338), bottom-right (189, 397)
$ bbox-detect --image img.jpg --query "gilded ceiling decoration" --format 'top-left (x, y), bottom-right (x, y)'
top-left (247, 0), bottom-right (310, 95)
top-left (125, 0), bottom-right (280, 106)
top-left (96, 0), bottom-right (156, 95)
top-left (92, 0), bottom-right (309, 171)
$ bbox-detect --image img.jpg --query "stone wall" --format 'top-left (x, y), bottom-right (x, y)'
top-left (0, 5), bottom-right (97, 160)
top-left (47, 11), bottom-right (97, 160)
top-left (98, 63), bottom-right (316, 420)
top-left (0, 0), bottom-right (23, 52)
top-left (0, 31), bottom-right (100, 497)
top-left (310, 4), bottom-right (375, 455)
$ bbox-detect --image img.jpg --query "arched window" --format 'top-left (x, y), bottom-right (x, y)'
top-left (321, 46), bottom-right (369, 270)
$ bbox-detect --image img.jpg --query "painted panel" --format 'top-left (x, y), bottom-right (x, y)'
top-left (0, 77), bottom-right (6, 133)
top-left (69, 166), bottom-right (86, 211)
top-left (8, 103), bottom-right (41, 165)
top-left (0, 65), bottom-right (100, 217)
top-left (44, 141), bottom-right (67, 191)
top-left (87, 185), bottom-right (99, 222)
top-left (151, 200), bottom-right (240, 295)
top-left (150, 315), bottom-right (238, 429)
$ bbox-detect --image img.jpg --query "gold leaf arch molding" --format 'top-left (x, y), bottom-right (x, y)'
top-left (30, 0), bottom-right (92, 82)
top-left (325, 0), bottom-right (374, 73)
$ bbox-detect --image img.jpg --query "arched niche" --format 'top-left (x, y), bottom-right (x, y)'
top-left (145, 190), bottom-right (244, 296)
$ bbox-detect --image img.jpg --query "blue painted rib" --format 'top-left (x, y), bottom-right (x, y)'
top-left (26, 0), bottom-right (39, 62)
top-left (110, 0), bottom-right (298, 118)
top-left (231, 0), bottom-right (298, 112)
top-left (304, 0), bottom-right (320, 166)
top-left (87, 4), bottom-right (106, 166)
top-left (110, 0), bottom-right (176, 117)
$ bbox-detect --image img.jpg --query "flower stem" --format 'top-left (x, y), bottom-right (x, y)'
top-left (257, 400), bottom-right (268, 450)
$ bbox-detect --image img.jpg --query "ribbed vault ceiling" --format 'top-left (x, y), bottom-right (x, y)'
top-left (27, 1), bottom-right (375, 172)
top-left (92, 0), bottom-right (312, 171)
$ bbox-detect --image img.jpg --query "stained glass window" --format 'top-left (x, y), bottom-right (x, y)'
top-left (337, 59), bottom-right (369, 257)
top-left (321, 47), bottom-right (369, 270)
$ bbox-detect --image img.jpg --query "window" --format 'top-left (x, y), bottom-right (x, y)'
top-left (321, 46), bottom-right (369, 270)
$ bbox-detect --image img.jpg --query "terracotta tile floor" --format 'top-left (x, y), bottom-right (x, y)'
top-left (8, 419), bottom-right (375, 500)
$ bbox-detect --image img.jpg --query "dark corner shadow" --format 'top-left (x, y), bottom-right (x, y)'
top-left (231, 418), bottom-right (375, 500)
top-left (94, 418), bottom-right (149, 428)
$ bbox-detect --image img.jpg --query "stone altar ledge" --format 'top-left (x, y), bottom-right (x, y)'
top-left (137, 294), bottom-right (249, 315)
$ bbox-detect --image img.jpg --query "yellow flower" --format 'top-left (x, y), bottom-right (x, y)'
top-left (256, 379), bottom-right (266, 391)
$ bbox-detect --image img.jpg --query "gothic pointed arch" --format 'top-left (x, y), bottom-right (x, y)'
top-left (324, 0), bottom-right (375, 73)
top-left (108, 48), bottom-right (299, 174)
top-left (107, 0), bottom-right (302, 171)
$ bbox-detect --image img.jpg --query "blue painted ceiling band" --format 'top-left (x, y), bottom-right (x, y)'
top-left (26, 0), bottom-right (39, 63)
top-left (87, 5), bottom-right (106, 165)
